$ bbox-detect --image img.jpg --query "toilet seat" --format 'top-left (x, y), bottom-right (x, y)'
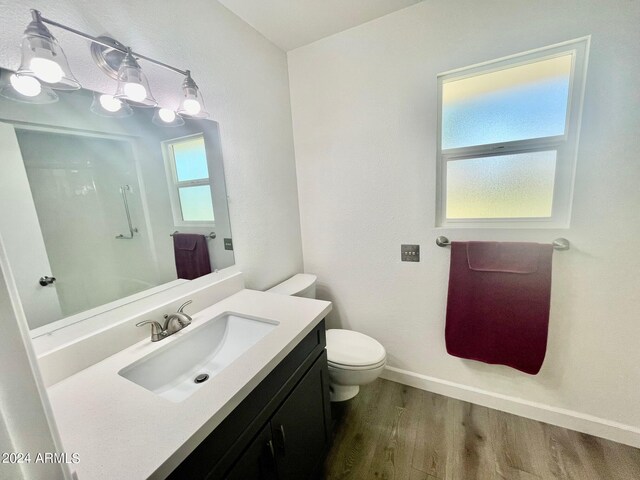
top-left (327, 358), bottom-right (386, 371)
top-left (326, 329), bottom-right (386, 368)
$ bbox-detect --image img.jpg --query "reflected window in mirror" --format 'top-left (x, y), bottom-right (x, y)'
top-left (164, 135), bottom-right (215, 226)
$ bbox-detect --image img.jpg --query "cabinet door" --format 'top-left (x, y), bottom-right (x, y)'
top-left (271, 352), bottom-right (331, 480)
top-left (225, 423), bottom-right (277, 480)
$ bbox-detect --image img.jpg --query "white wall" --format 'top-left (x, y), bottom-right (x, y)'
top-left (0, 0), bottom-right (303, 291)
top-left (289, 0), bottom-right (640, 444)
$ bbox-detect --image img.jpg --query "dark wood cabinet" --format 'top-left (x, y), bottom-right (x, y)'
top-left (167, 321), bottom-right (331, 480)
top-left (226, 353), bottom-right (330, 480)
top-left (225, 424), bottom-right (277, 480)
top-left (270, 354), bottom-right (330, 480)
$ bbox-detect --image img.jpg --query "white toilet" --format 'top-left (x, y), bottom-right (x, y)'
top-left (267, 274), bottom-right (387, 402)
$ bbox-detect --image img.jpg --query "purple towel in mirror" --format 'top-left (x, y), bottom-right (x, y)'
top-left (173, 233), bottom-right (212, 280)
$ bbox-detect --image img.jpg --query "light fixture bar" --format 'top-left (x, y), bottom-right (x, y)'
top-left (35, 10), bottom-right (189, 76)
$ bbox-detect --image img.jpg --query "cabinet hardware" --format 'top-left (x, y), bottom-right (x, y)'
top-left (267, 440), bottom-right (275, 459)
top-left (277, 425), bottom-right (286, 456)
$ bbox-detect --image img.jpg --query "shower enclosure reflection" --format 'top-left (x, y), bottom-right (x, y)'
top-left (18, 130), bottom-right (157, 321)
top-left (0, 68), bottom-right (234, 332)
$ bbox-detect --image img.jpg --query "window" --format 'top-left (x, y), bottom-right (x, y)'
top-left (163, 135), bottom-right (215, 226)
top-left (436, 37), bottom-right (589, 227)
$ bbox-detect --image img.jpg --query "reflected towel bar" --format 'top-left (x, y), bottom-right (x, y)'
top-left (435, 236), bottom-right (570, 251)
top-left (170, 231), bottom-right (216, 240)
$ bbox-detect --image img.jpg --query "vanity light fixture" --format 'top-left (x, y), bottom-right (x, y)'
top-left (177, 70), bottom-right (209, 118)
top-left (16, 10), bottom-right (80, 90)
top-left (10, 73), bottom-right (41, 97)
top-left (152, 107), bottom-right (185, 127)
top-left (114, 48), bottom-right (157, 107)
top-left (90, 92), bottom-right (133, 118)
top-left (3, 9), bottom-right (209, 122)
top-left (0, 72), bottom-right (58, 103)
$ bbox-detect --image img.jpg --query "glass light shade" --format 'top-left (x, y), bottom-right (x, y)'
top-left (16, 11), bottom-right (80, 90)
top-left (177, 71), bottom-right (208, 118)
top-left (0, 73), bottom-right (58, 104)
top-left (152, 107), bottom-right (185, 127)
top-left (90, 92), bottom-right (132, 118)
top-left (114, 49), bottom-right (157, 107)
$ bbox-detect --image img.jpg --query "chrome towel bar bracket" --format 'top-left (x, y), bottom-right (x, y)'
top-left (435, 236), bottom-right (570, 251)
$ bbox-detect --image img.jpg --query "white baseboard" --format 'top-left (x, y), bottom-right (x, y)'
top-left (380, 366), bottom-right (640, 449)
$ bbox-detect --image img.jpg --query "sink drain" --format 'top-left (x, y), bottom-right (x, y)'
top-left (194, 373), bottom-right (209, 384)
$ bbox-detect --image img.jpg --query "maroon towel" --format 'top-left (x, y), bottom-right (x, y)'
top-left (173, 234), bottom-right (212, 280)
top-left (445, 241), bottom-right (554, 375)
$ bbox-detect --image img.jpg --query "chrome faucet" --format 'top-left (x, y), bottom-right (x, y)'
top-left (136, 300), bottom-right (193, 342)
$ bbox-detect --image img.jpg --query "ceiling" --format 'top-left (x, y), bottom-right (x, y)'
top-left (217, 0), bottom-right (422, 51)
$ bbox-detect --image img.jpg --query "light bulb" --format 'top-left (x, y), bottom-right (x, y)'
top-left (182, 98), bottom-right (201, 115)
top-left (10, 74), bottom-right (42, 97)
top-left (99, 94), bottom-right (122, 112)
top-left (123, 82), bottom-right (147, 102)
top-left (29, 57), bottom-right (64, 84)
top-left (158, 108), bottom-right (176, 123)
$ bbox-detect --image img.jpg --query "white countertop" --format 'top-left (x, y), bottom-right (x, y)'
top-left (46, 289), bottom-right (332, 480)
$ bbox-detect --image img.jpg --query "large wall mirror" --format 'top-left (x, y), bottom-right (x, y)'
top-left (0, 68), bottom-right (234, 336)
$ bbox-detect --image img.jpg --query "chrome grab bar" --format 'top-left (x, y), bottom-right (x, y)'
top-left (115, 185), bottom-right (138, 239)
top-left (435, 236), bottom-right (570, 251)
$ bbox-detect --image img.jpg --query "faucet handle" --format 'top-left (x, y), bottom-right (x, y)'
top-left (177, 300), bottom-right (193, 327)
top-left (177, 300), bottom-right (192, 313)
top-left (136, 320), bottom-right (166, 342)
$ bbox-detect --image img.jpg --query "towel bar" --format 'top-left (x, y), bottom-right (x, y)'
top-left (170, 231), bottom-right (216, 240)
top-left (435, 236), bottom-right (570, 251)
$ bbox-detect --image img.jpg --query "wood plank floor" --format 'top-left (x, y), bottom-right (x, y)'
top-left (323, 379), bottom-right (640, 480)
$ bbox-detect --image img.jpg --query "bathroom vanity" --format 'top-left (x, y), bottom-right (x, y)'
top-left (168, 319), bottom-right (331, 479)
top-left (45, 289), bottom-right (332, 479)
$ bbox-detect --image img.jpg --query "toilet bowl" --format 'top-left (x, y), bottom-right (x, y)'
top-left (267, 274), bottom-right (387, 402)
top-left (326, 328), bottom-right (386, 401)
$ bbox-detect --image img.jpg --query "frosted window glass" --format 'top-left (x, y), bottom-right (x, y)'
top-left (446, 151), bottom-right (556, 219)
top-left (442, 55), bottom-right (572, 149)
top-left (173, 137), bottom-right (209, 181)
top-left (178, 185), bottom-right (214, 222)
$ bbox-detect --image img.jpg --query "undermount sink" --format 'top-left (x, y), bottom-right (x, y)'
top-left (119, 312), bottom-right (278, 402)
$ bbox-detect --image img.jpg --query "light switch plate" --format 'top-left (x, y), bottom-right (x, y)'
top-left (401, 244), bottom-right (420, 262)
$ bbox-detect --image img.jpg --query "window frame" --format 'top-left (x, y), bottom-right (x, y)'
top-left (436, 37), bottom-right (590, 228)
top-left (162, 133), bottom-right (216, 228)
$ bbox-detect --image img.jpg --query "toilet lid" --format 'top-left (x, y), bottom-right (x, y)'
top-left (326, 329), bottom-right (386, 367)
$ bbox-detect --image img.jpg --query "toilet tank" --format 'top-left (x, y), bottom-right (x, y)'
top-left (267, 274), bottom-right (317, 299)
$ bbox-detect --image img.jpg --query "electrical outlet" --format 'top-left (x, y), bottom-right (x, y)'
top-left (401, 244), bottom-right (420, 262)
